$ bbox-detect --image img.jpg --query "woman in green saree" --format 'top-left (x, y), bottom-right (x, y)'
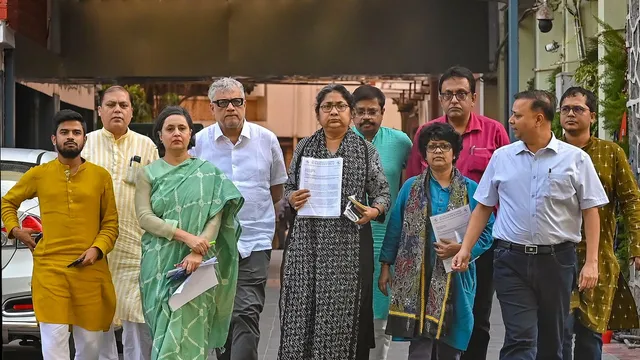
top-left (134, 106), bottom-right (244, 359)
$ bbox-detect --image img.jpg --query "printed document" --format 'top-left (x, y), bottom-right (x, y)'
top-left (298, 157), bottom-right (343, 218)
top-left (429, 205), bottom-right (471, 273)
top-left (168, 257), bottom-right (219, 311)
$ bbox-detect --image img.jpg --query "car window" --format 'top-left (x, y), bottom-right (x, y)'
top-left (1, 162), bottom-right (33, 178)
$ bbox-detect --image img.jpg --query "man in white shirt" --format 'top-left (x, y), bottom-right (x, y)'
top-left (190, 77), bottom-right (288, 360)
top-left (452, 90), bottom-right (608, 360)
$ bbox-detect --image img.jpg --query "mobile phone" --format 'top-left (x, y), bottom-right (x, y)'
top-left (67, 257), bottom-right (85, 268)
top-left (31, 232), bottom-right (43, 244)
top-left (166, 268), bottom-right (181, 278)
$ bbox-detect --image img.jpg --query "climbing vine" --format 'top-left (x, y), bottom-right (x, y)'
top-left (547, 66), bottom-right (563, 138)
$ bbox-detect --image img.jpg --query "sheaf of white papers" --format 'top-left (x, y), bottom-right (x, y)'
top-left (429, 205), bottom-right (471, 273)
top-left (168, 257), bottom-right (219, 311)
top-left (297, 157), bottom-right (343, 218)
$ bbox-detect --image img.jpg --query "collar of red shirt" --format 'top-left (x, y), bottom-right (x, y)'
top-left (432, 112), bottom-right (483, 135)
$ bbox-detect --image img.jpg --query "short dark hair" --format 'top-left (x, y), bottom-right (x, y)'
top-left (153, 106), bottom-right (196, 157)
top-left (314, 84), bottom-right (354, 116)
top-left (417, 122), bottom-right (463, 165)
top-left (100, 85), bottom-right (132, 105)
top-left (52, 109), bottom-right (86, 135)
top-left (439, 66), bottom-right (476, 94)
top-left (560, 86), bottom-right (597, 113)
top-left (514, 90), bottom-right (557, 122)
top-left (352, 85), bottom-right (385, 110)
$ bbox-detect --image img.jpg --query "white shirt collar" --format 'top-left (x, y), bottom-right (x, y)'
top-left (213, 119), bottom-right (251, 141)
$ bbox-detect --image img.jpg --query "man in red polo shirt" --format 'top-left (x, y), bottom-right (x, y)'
top-left (406, 66), bottom-right (510, 360)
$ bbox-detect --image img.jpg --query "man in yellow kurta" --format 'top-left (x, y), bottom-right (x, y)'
top-left (81, 86), bottom-right (158, 360)
top-left (1, 109), bottom-right (119, 360)
top-left (560, 87), bottom-right (640, 360)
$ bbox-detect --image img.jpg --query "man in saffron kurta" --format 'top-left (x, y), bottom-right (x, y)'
top-left (351, 84), bottom-right (413, 360)
top-left (559, 87), bottom-right (640, 360)
top-left (82, 86), bottom-right (158, 360)
top-left (1, 109), bottom-right (119, 360)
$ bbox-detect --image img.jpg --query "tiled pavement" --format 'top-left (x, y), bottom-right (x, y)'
top-left (2, 249), bottom-right (635, 359)
top-left (246, 250), bottom-right (629, 360)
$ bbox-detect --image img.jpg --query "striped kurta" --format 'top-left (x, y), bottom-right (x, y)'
top-left (82, 128), bottom-right (159, 324)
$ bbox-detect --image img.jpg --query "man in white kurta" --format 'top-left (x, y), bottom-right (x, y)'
top-left (82, 86), bottom-right (159, 360)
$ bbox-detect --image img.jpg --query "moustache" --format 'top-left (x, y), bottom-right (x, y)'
top-left (64, 141), bottom-right (77, 146)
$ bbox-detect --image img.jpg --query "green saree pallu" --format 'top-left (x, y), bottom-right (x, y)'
top-left (139, 158), bottom-right (244, 359)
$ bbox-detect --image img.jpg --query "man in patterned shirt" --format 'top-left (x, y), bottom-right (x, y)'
top-left (82, 85), bottom-right (159, 360)
top-left (559, 86), bottom-right (640, 360)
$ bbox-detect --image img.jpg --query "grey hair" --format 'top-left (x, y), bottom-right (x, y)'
top-left (208, 77), bottom-right (245, 102)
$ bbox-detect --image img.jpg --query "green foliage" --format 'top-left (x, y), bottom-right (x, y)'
top-left (547, 66), bottom-right (563, 95)
top-left (573, 36), bottom-right (600, 94)
top-left (596, 19), bottom-right (627, 136)
top-left (124, 85), bottom-right (153, 123)
top-left (572, 19), bottom-right (627, 139)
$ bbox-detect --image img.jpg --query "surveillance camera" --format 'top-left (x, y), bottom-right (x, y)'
top-left (538, 19), bottom-right (553, 33)
top-left (536, 0), bottom-right (554, 33)
top-left (545, 40), bottom-right (560, 52)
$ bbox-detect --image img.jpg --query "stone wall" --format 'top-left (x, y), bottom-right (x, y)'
top-left (627, 0), bottom-right (640, 182)
top-left (626, 0), bottom-right (640, 335)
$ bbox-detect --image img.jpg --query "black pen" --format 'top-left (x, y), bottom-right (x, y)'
top-left (129, 155), bottom-right (141, 166)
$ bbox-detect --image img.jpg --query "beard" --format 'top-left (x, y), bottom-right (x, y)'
top-left (56, 141), bottom-right (83, 159)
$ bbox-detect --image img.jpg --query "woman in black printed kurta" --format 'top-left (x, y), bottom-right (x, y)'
top-left (278, 84), bottom-right (391, 360)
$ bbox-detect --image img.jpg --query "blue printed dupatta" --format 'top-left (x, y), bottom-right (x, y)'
top-left (385, 168), bottom-right (468, 341)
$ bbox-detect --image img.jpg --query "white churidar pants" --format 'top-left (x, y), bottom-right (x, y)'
top-left (40, 322), bottom-right (103, 360)
top-left (99, 321), bottom-right (152, 360)
top-left (369, 319), bottom-right (392, 360)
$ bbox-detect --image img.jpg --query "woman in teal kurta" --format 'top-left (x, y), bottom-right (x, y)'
top-left (379, 123), bottom-right (494, 358)
top-left (134, 106), bottom-right (244, 359)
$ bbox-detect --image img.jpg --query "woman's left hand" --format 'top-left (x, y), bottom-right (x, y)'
top-left (180, 252), bottom-right (204, 274)
top-left (356, 206), bottom-right (380, 225)
top-left (434, 238), bottom-right (462, 260)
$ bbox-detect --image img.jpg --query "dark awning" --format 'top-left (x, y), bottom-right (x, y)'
top-left (16, 0), bottom-right (497, 82)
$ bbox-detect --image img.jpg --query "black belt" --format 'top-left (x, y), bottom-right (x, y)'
top-left (495, 239), bottom-right (575, 255)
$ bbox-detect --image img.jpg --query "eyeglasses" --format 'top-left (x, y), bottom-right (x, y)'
top-left (560, 105), bottom-right (588, 115)
top-left (212, 98), bottom-right (245, 108)
top-left (440, 91), bottom-right (470, 102)
top-left (320, 102), bottom-right (350, 113)
top-left (427, 143), bottom-right (453, 153)
top-left (355, 108), bottom-right (381, 117)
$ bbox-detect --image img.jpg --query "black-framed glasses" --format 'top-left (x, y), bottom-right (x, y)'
top-left (560, 105), bottom-right (588, 115)
top-left (440, 91), bottom-right (470, 102)
top-left (355, 108), bottom-right (381, 117)
top-left (427, 143), bottom-right (453, 153)
top-left (320, 102), bottom-right (349, 113)
top-left (212, 98), bottom-right (245, 108)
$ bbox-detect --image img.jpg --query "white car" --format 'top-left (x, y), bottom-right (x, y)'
top-left (1, 148), bottom-right (57, 346)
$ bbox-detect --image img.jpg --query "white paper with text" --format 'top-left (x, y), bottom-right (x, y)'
top-left (298, 157), bottom-right (343, 218)
top-left (430, 205), bottom-right (471, 273)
